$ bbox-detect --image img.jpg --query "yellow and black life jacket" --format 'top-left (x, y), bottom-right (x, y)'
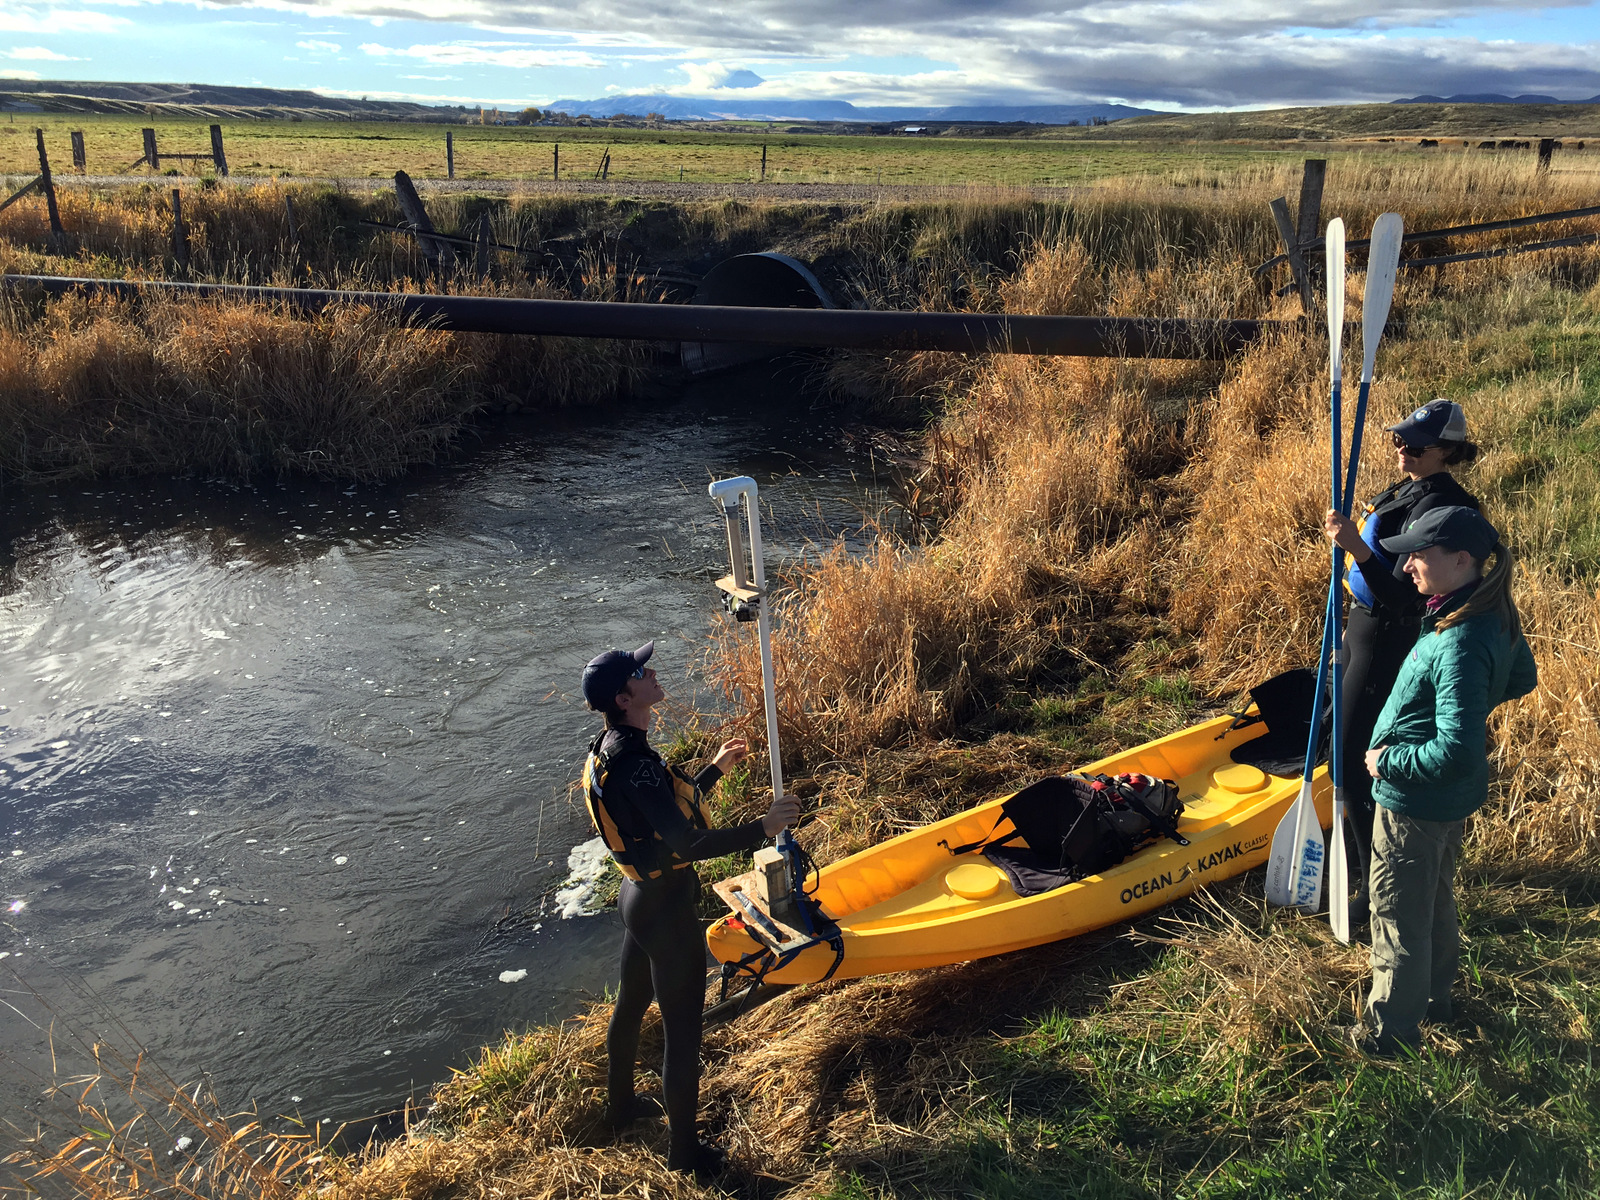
top-left (581, 731), bottom-right (710, 881)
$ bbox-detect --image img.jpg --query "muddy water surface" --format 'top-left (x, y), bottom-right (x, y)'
top-left (0, 369), bottom-right (894, 1132)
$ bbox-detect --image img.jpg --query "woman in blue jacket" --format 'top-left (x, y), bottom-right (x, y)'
top-left (1350, 506), bottom-right (1538, 1057)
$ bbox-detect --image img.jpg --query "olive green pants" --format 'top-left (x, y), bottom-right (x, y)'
top-left (1366, 807), bottom-right (1465, 1046)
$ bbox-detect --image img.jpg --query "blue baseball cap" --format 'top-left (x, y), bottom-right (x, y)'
top-left (581, 641), bottom-right (654, 710)
top-left (1380, 506), bottom-right (1498, 560)
top-left (1387, 398), bottom-right (1467, 448)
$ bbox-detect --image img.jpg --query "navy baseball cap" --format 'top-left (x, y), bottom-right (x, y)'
top-left (1387, 398), bottom-right (1467, 448)
top-left (1380, 506), bottom-right (1498, 560)
top-left (581, 641), bottom-right (654, 710)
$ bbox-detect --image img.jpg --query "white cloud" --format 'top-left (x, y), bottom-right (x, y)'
top-left (359, 41), bottom-right (605, 69)
top-left (402, 73), bottom-right (460, 79)
top-left (0, 7), bottom-right (129, 34)
top-left (2, 46), bottom-right (84, 60)
top-left (225, 0), bottom-right (1600, 106)
top-left (0, 69), bottom-right (43, 80)
top-left (677, 61), bottom-right (764, 90)
top-left (296, 38), bottom-right (341, 52)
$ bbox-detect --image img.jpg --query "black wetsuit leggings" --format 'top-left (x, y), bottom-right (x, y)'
top-left (607, 870), bottom-right (705, 1166)
top-left (1341, 603), bottom-right (1418, 888)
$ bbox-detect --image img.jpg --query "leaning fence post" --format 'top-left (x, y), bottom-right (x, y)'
top-left (393, 169), bottom-right (446, 276)
top-left (142, 127), bottom-right (159, 171)
top-left (446, 131), bottom-right (455, 180)
top-left (34, 128), bottom-right (64, 249)
top-left (1295, 159), bottom-right (1326, 248)
top-left (209, 125), bottom-right (228, 177)
top-left (1537, 138), bottom-right (1555, 173)
top-left (70, 130), bottom-right (86, 173)
top-left (1269, 196), bottom-right (1315, 316)
top-left (170, 188), bottom-right (189, 271)
top-left (553, 143), bottom-right (559, 180)
top-left (760, 144), bottom-right (767, 181)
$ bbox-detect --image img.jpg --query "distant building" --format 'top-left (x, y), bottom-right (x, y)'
top-left (899, 125), bottom-right (928, 135)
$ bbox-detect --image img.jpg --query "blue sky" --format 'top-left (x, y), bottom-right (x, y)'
top-left (4, 1), bottom-right (1600, 110)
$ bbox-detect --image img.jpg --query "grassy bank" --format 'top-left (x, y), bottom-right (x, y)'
top-left (8, 156), bottom-right (1600, 1199)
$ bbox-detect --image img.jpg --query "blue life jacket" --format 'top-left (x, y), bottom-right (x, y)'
top-left (1345, 504), bottom-right (1395, 609)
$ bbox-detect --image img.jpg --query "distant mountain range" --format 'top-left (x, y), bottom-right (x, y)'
top-left (548, 94), bottom-right (1157, 124)
top-left (1394, 92), bottom-right (1600, 105)
top-left (0, 78), bottom-right (457, 120)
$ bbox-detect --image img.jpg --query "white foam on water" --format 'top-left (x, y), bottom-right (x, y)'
top-left (47, 741), bottom-right (68, 750)
top-left (333, 856), bottom-right (348, 865)
top-left (498, 969), bottom-right (527, 983)
top-left (554, 837), bottom-right (611, 919)
top-left (168, 900), bottom-right (185, 911)
top-left (173, 1136), bottom-right (193, 1153)
top-left (6, 901), bottom-right (22, 914)
top-left (201, 630), bottom-right (230, 640)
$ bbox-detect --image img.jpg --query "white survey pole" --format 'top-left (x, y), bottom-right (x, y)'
top-left (708, 476), bottom-right (785, 801)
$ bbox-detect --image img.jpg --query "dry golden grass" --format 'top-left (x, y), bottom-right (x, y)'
top-left (13, 155), bottom-right (1600, 1200)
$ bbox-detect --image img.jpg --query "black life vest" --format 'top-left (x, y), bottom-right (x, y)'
top-left (581, 731), bottom-right (710, 881)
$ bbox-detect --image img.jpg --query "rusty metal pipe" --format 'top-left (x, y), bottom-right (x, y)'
top-left (0, 274), bottom-right (1277, 359)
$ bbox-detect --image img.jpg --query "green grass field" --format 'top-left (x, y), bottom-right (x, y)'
top-left (4, 113), bottom-right (1313, 186)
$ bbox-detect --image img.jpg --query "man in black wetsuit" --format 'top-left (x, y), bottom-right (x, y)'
top-left (580, 640), bottom-right (799, 1176)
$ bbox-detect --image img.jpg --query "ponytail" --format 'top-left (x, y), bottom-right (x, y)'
top-left (1443, 440), bottom-right (1479, 467)
top-left (1437, 540), bottom-right (1521, 637)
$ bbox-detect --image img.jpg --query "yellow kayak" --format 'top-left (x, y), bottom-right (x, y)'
top-left (707, 712), bottom-right (1332, 984)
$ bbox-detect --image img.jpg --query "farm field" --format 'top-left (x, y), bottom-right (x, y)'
top-left (0, 112), bottom-right (1425, 186)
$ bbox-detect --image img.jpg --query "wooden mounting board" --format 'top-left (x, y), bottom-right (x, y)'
top-left (714, 574), bottom-right (761, 604)
top-left (712, 870), bottom-right (809, 945)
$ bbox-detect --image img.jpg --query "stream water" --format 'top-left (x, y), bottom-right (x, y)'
top-left (0, 366), bottom-right (896, 1134)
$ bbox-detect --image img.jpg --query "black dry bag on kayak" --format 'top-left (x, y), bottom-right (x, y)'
top-left (940, 772), bottom-right (1187, 898)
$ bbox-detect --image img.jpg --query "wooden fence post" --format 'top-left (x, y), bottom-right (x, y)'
top-left (446, 131), bottom-right (454, 180)
top-left (760, 144), bottom-right (767, 181)
top-left (393, 169), bottom-right (445, 276)
top-left (1296, 159), bottom-right (1326, 248)
top-left (170, 188), bottom-right (189, 271)
top-left (553, 143), bottom-right (559, 180)
top-left (475, 211), bottom-right (492, 279)
top-left (1537, 138), bottom-right (1555, 173)
top-left (209, 125), bottom-right (228, 177)
top-left (70, 130), bottom-right (86, 173)
top-left (34, 128), bottom-right (64, 249)
top-left (1269, 196), bottom-right (1315, 316)
top-left (142, 127), bottom-right (159, 171)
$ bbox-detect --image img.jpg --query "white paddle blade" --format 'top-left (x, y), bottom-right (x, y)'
top-left (1329, 794), bottom-right (1351, 943)
top-left (1360, 212), bottom-right (1405, 382)
top-left (1265, 780), bottom-right (1326, 910)
top-left (1325, 217), bottom-right (1346, 383)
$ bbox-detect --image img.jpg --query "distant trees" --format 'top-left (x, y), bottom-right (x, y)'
top-left (520, 107), bottom-right (542, 124)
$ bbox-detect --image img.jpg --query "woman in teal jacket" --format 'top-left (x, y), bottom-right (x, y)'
top-left (1352, 506), bottom-right (1538, 1056)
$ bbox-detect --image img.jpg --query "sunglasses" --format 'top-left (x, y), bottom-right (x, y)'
top-left (631, 664), bottom-right (648, 679)
top-left (1392, 434), bottom-right (1441, 456)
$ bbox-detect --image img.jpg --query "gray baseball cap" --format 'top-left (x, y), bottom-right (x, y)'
top-left (1387, 398), bottom-right (1467, 447)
